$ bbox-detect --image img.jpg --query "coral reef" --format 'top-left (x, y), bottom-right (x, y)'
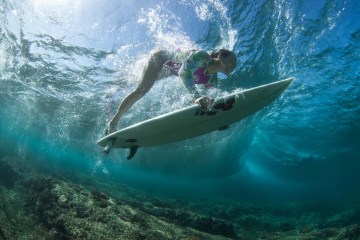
top-left (24, 176), bottom-right (230, 239)
top-left (0, 158), bottom-right (19, 188)
top-left (0, 156), bottom-right (360, 240)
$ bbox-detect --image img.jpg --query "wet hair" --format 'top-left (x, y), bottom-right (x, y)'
top-left (211, 49), bottom-right (237, 64)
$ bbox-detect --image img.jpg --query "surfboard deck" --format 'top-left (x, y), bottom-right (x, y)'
top-left (97, 78), bottom-right (293, 159)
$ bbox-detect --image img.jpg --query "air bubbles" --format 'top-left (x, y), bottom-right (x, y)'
top-left (134, 0), bottom-right (236, 51)
top-left (195, 3), bottom-right (212, 21)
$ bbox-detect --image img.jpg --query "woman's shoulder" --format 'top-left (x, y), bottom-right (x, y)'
top-left (191, 50), bottom-right (211, 62)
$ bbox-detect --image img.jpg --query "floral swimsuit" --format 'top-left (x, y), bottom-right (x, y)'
top-left (164, 50), bottom-right (217, 98)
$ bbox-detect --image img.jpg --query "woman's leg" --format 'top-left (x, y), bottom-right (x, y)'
top-left (107, 50), bottom-right (166, 133)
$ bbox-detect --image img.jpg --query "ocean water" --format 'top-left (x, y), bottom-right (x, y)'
top-left (1, 0), bottom-right (360, 238)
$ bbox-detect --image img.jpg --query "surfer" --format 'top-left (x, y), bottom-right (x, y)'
top-left (106, 48), bottom-right (237, 134)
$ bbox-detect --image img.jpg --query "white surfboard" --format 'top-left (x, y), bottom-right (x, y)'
top-left (97, 78), bottom-right (293, 159)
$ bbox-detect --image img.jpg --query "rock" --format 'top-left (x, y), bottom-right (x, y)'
top-left (0, 210), bottom-right (15, 239)
top-left (326, 209), bottom-right (360, 227)
top-left (91, 189), bottom-right (111, 208)
top-left (344, 225), bottom-right (360, 239)
top-left (134, 199), bottom-right (236, 238)
top-left (24, 176), bottom-right (230, 239)
top-left (0, 158), bottom-right (19, 188)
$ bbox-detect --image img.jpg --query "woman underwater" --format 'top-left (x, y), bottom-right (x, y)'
top-left (106, 48), bottom-right (237, 134)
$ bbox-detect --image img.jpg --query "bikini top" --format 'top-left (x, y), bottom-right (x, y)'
top-left (164, 49), bottom-right (217, 98)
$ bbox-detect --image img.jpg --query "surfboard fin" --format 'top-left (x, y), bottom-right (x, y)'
top-left (127, 146), bottom-right (138, 160)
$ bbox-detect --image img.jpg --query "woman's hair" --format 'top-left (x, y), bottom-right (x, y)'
top-left (211, 49), bottom-right (237, 63)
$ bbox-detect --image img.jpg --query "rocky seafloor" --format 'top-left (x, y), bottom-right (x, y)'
top-left (1, 156), bottom-right (360, 240)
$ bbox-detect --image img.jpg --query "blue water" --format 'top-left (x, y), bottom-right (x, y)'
top-left (1, 0), bottom-right (359, 202)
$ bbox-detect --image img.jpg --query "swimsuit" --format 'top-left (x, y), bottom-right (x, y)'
top-left (164, 50), bottom-right (217, 98)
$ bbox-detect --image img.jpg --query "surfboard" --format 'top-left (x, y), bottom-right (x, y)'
top-left (97, 78), bottom-right (293, 159)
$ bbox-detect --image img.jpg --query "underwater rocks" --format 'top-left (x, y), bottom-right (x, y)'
top-left (1, 154), bottom-right (360, 240)
top-left (326, 209), bottom-right (360, 228)
top-left (132, 199), bottom-right (236, 238)
top-left (24, 176), bottom-right (231, 239)
top-left (0, 174), bottom-right (359, 240)
top-left (0, 158), bottom-right (20, 188)
top-left (0, 173), bottom-right (47, 239)
top-left (0, 196), bottom-right (16, 240)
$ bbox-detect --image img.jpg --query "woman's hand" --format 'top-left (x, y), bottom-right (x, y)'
top-left (194, 96), bottom-right (214, 109)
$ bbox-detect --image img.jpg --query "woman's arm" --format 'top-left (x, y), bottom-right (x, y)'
top-left (179, 70), bottom-right (201, 99)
